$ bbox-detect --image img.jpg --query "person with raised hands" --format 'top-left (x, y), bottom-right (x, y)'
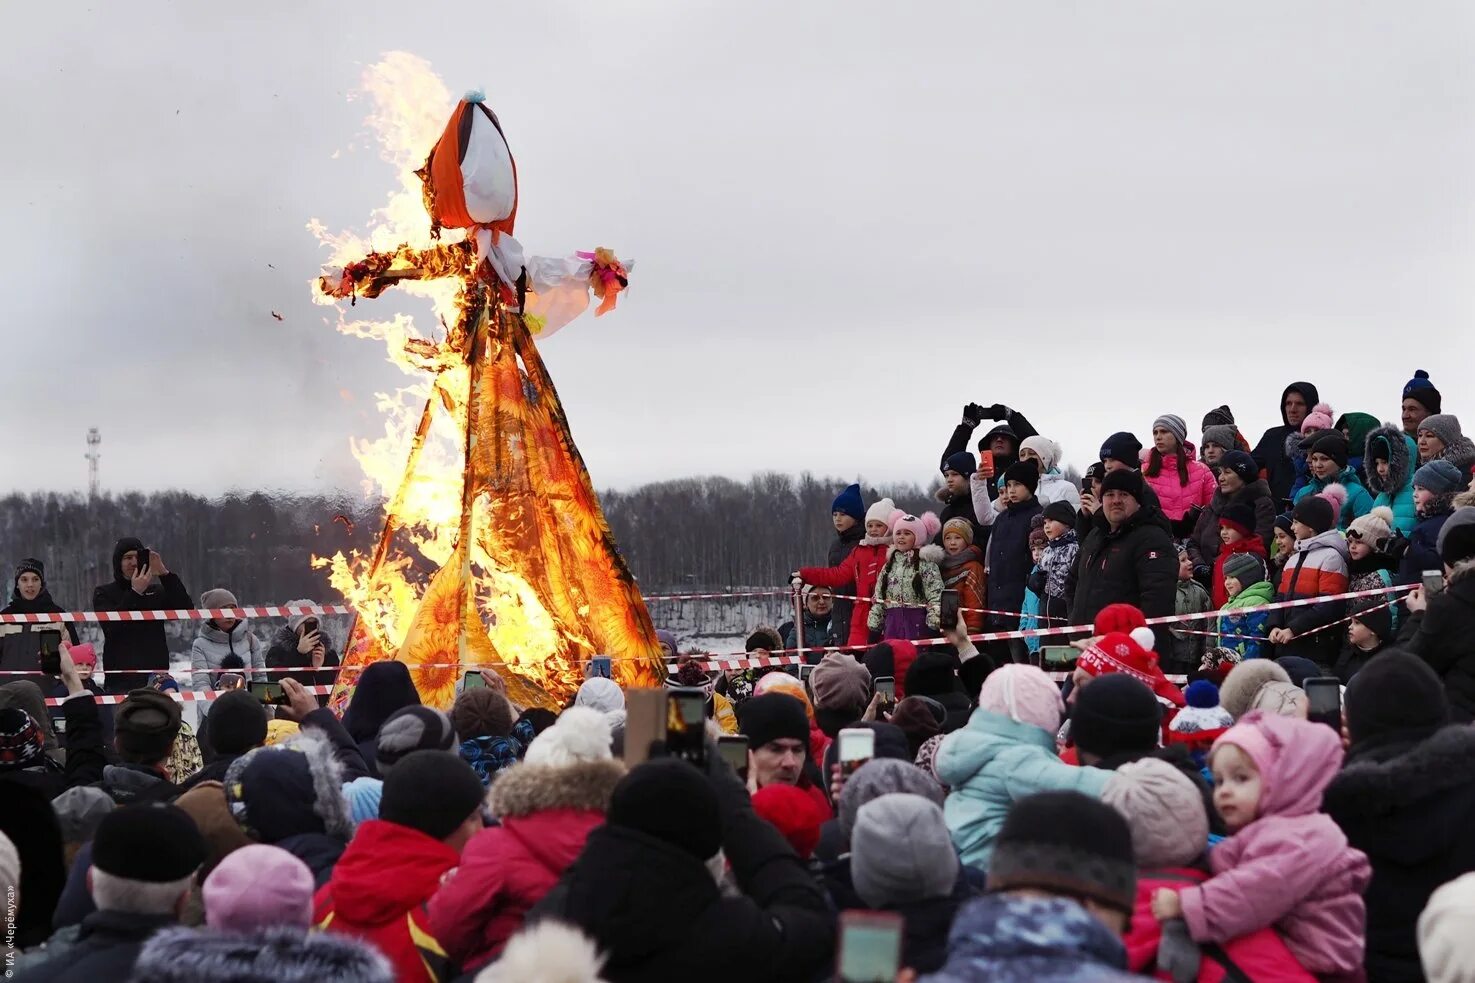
top-left (91, 538), bottom-right (192, 694)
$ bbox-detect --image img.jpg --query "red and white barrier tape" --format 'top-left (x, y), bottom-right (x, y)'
top-left (0, 604), bottom-right (352, 624)
top-left (42, 684), bottom-right (336, 708)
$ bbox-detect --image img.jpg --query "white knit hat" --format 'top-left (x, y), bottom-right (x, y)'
top-left (1347, 506), bottom-right (1396, 552)
top-left (1020, 435), bottom-right (1062, 471)
top-left (525, 706), bottom-right (614, 767)
top-left (1101, 759), bottom-right (1208, 869)
top-left (1420, 872), bottom-right (1475, 983)
top-left (865, 497), bottom-right (897, 527)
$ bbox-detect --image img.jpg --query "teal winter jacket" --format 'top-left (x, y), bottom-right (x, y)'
top-left (1293, 468), bottom-right (1374, 529)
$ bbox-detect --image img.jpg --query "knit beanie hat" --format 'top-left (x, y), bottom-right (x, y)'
top-left (451, 687), bottom-right (514, 740)
top-left (978, 664), bottom-right (1064, 734)
top-left (889, 697), bottom-right (944, 755)
top-left (1203, 405), bottom-right (1236, 429)
top-left (1069, 673), bottom-right (1161, 759)
top-left (1346, 506), bottom-right (1396, 552)
top-left (1167, 680), bottom-right (1235, 749)
top-left (1291, 485), bottom-right (1346, 535)
top-left (1440, 507), bottom-right (1475, 567)
top-left (1404, 369), bottom-right (1442, 413)
top-left (737, 693), bottom-right (810, 750)
top-left (852, 793), bottom-right (960, 907)
top-left (1153, 414), bottom-right (1188, 446)
top-left (1099, 432), bottom-right (1144, 464)
top-left (904, 650), bottom-right (964, 700)
top-left (1217, 450), bottom-right (1257, 485)
top-left (1218, 659), bottom-right (1292, 720)
top-left (1100, 467), bottom-right (1146, 502)
top-left (890, 510), bottom-right (942, 545)
top-left (942, 451), bottom-right (977, 477)
top-left (93, 804), bottom-right (206, 882)
top-left (1415, 459), bottom-right (1466, 495)
top-left (1344, 651), bottom-right (1448, 748)
top-left (1419, 872), bottom-right (1475, 983)
top-left (831, 483), bottom-right (865, 522)
top-left (376, 706), bottom-right (458, 776)
top-left (1419, 414), bottom-right (1467, 450)
top-left (1301, 402), bottom-right (1336, 435)
top-left (988, 790), bottom-right (1137, 914)
top-left (199, 588), bottom-right (240, 612)
top-left (942, 517), bottom-right (975, 545)
top-left (838, 757), bottom-right (945, 838)
top-left (574, 676), bottom-right (626, 716)
top-left (1222, 552), bottom-right (1266, 588)
top-left (1077, 632), bottom-right (1158, 686)
top-left (811, 652), bottom-right (872, 711)
top-left (1084, 461), bottom-right (1106, 484)
top-left (50, 786), bottom-right (114, 844)
top-left (206, 690), bottom-right (269, 756)
top-left (1274, 512), bottom-right (1295, 537)
top-left (1020, 435), bottom-right (1062, 471)
top-left (13, 557), bottom-right (43, 587)
top-left (524, 706), bottom-right (613, 766)
top-left (1101, 759), bottom-right (1208, 869)
top-left (751, 783), bottom-right (827, 860)
top-left (203, 843), bottom-right (314, 932)
top-left (1042, 500), bottom-right (1077, 527)
top-left (1219, 503), bottom-right (1256, 539)
top-left (342, 776), bottom-right (384, 824)
top-left (379, 750), bottom-right (486, 840)
top-left (115, 689), bottom-right (183, 761)
top-left (1348, 597), bottom-right (1395, 644)
top-left (0, 707), bottom-right (45, 770)
top-left (608, 758), bottom-right (721, 860)
top-left (1029, 527), bottom-right (1049, 550)
top-left (1094, 604), bottom-right (1148, 637)
top-left (865, 497), bottom-right (897, 529)
top-left (1302, 428), bottom-right (1349, 468)
top-left (67, 643), bottom-right (97, 667)
top-left (1201, 424), bottom-right (1237, 452)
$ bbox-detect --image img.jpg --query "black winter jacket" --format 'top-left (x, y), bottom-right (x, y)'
top-left (1185, 479), bottom-right (1276, 571)
top-left (18, 910), bottom-right (177, 981)
top-left (1398, 563), bottom-right (1475, 721)
top-left (1324, 724), bottom-right (1475, 983)
top-left (986, 499), bottom-right (1042, 629)
top-left (91, 537), bottom-right (191, 682)
top-left (1250, 381), bottom-right (1320, 506)
top-left (1069, 506), bottom-right (1178, 651)
top-left (941, 408), bottom-right (1039, 503)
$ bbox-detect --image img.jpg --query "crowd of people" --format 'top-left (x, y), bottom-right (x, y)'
top-left (3, 369), bottom-right (1475, 980)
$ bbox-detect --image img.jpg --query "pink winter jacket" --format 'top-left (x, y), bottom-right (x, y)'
top-left (1141, 444), bottom-right (1218, 521)
top-left (1178, 712), bottom-right (1371, 978)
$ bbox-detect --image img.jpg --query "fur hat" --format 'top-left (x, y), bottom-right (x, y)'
top-left (851, 793), bottom-right (959, 908)
top-left (1291, 484), bottom-right (1346, 535)
top-left (978, 664), bottom-right (1064, 734)
top-left (865, 497), bottom-right (897, 528)
top-left (1101, 758), bottom-right (1209, 868)
top-left (1301, 402), bottom-right (1336, 435)
top-left (1418, 414), bottom-right (1467, 450)
top-left (1302, 428), bottom-right (1349, 469)
top-left (1218, 659), bottom-right (1292, 720)
top-left (942, 451), bottom-right (977, 477)
top-left (1222, 552), bottom-right (1266, 588)
top-left (1440, 507), bottom-right (1475, 568)
top-left (1218, 503), bottom-right (1256, 539)
top-left (1200, 424), bottom-right (1238, 452)
top-left (1020, 435), bottom-right (1062, 471)
top-left (475, 921), bottom-right (609, 983)
top-left (1153, 414), bottom-right (1188, 446)
top-left (831, 483), bottom-right (865, 522)
top-left (1403, 369), bottom-right (1442, 412)
top-left (1002, 461), bottom-right (1039, 496)
top-left (744, 626), bottom-right (783, 653)
top-left (203, 843), bottom-right (315, 932)
top-left (1415, 459), bottom-right (1465, 495)
top-left (942, 517), bottom-right (974, 545)
top-left (889, 510), bottom-right (941, 545)
top-left (1099, 432), bottom-right (1143, 464)
top-left (524, 706), bottom-right (614, 767)
top-left (1347, 506), bottom-right (1396, 552)
top-left (988, 791), bottom-right (1137, 915)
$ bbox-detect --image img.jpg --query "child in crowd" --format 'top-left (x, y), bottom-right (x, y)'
top-left (1143, 413), bottom-right (1218, 531)
top-left (797, 498), bottom-right (895, 646)
top-left (867, 510), bottom-right (943, 642)
top-left (1287, 401), bottom-right (1337, 501)
top-left (938, 517), bottom-right (986, 633)
top-left (1169, 547), bottom-right (1212, 675)
top-left (1398, 460), bottom-right (1463, 585)
top-left (1216, 553), bottom-right (1273, 662)
top-left (1345, 506), bottom-right (1399, 594)
top-left (1270, 514), bottom-right (1296, 579)
top-left (987, 463), bottom-right (1044, 662)
top-left (1166, 679), bottom-right (1235, 774)
top-left (1267, 486), bottom-right (1349, 667)
top-left (1031, 500), bottom-right (1079, 634)
top-left (1019, 521), bottom-right (1048, 660)
top-left (1364, 423), bottom-right (1419, 536)
top-left (1210, 503), bottom-right (1268, 607)
top-left (1017, 435), bottom-right (1081, 509)
top-left (1295, 429), bottom-right (1375, 528)
top-left (1333, 598), bottom-right (1394, 684)
top-left (1151, 711), bottom-right (1371, 979)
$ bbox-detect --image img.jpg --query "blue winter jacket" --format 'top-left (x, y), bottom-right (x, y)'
top-left (935, 708), bottom-right (1110, 869)
top-left (1293, 467), bottom-right (1375, 529)
top-left (921, 894), bottom-right (1140, 983)
top-left (1365, 425), bottom-right (1419, 536)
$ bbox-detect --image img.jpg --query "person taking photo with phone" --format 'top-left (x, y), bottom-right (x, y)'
top-left (1398, 504), bottom-right (1475, 721)
top-left (91, 538), bottom-right (191, 694)
top-left (189, 587), bottom-right (265, 700)
top-left (0, 557), bottom-right (79, 678)
top-left (266, 600), bottom-right (341, 693)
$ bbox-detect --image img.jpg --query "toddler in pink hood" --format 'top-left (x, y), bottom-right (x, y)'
top-left (1150, 710), bottom-right (1371, 979)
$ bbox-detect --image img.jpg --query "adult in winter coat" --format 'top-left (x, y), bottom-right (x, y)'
top-left (1365, 422), bottom-right (1420, 536)
top-left (1251, 381), bottom-right (1320, 506)
top-left (189, 588), bottom-right (265, 693)
top-left (1399, 506), bottom-right (1475, 721)
top-left (781, 587), bottom-right (834, 652)
top-left (797, 498), bottom-right (895, 647)
top-left (1267, 488), bottom-right (1350, 668)
top-left (1185, 451), bottom-right (1276, 575)
top-left (1018, 435), bottom-right (1081, 510)
top-left (428, 708), bottom-right (624, 974)
top-left (315, 752), bottom-right (486, 983)
top-left (1141, 415), bottom-right (1217, 528)
top-left (1397, 462), bottom-right (1464, 586)
top-left (1417, 413), bottom-right (1475, 477)
top-left (91, 538), bottom-right (191, 693)
top-left (937, 451), bottom-right (986, 546)
top-left (824, 483), bottom-right (866, 645)
top-left (1323, 654), bottom-right (1475, 983)
top-left (265, 603), bottom-right (342, 692)
top-left (340, 661), bottom-right (421, 775)
top-left (942, 402), bottom-right (1040, 502)
top-left (1336, 411), bottom-right (1381, 482)
top-left (1068, 469), bottom-right (1177, 653)
top-left (531, 756), bottom-right (836, 983)
top-left (0, 558), bottom-right (78, 675)
top-left (1292, 429), bottom-right (1374, 528)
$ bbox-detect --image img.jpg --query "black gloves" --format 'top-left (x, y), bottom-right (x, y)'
top-left (962, 403), bottom-right (985, 427)
top-left (985, 403), bottom-right (1011, 421)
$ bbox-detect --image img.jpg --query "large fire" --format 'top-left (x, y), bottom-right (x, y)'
top-left (309, 52), bottom-right (664, 709)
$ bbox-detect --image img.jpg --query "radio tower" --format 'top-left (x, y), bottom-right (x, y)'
top-left (85, 428), bottom-right (101, 498)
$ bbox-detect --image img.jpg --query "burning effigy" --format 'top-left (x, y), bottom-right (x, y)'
top-left (312, 55), bottom-right (664, 709)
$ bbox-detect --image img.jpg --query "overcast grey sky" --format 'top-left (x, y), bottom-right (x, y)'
top-left (3, 2), bottom-right (1472, 498)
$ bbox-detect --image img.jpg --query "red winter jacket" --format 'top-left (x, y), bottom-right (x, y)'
top-left (314, 819), bottom-right (460, 983)
top-left (800, 540), bottom-right (890, 646)
top-left (1210, 536), bottom-right (1269, 608)
top-left (427, 760), bottom-right (625, 975)
top-left (1125, 868), bottom-right (1317, 982)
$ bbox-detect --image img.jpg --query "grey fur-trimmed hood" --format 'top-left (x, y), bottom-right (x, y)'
top-left (223, 730), bottom-right (353, 842)
top-left (129, 924), bottom-right (393, 983)
top-left (1323, 724), bottom-right (1475, 818)
top-left (1364, 423), bottom-right (1414, 494)
top-left (489, 758), bottom-right (626, 819)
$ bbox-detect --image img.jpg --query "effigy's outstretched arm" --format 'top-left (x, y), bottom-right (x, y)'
top-left (319, 240), bottom-right (476, 301)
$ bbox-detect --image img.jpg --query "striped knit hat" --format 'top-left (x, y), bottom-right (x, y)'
top-left (0, 708), bottom-right (44, 769)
